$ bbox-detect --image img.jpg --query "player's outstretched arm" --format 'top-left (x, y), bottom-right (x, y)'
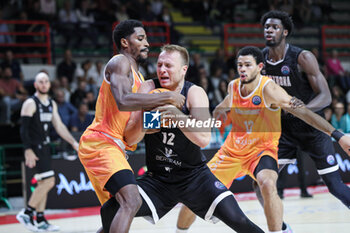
top-left (51, 101), bottom-right (79, 151)
top-left (124, 80), bottom-right (156, 146)
top-left (213, 81), bottom-right (233, 122)
top-left (107, 55), bottom-right (185, 111)
top-left (298, 51), bottom-right (332, 111)
top-left (264, 81), bottom-right (350, 156)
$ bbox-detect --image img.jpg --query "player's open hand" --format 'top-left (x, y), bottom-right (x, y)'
top-left (338, 135), bottom-right (350, 156)
top-left (213, 107), bottom-right (228, 123)
top-left (24, 149), bottom-right (39, 168)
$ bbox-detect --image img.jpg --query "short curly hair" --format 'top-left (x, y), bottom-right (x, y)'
top-left (260, 10), bottom-right (293, 37)
top-left (113, 20), bottom-right (144, 51)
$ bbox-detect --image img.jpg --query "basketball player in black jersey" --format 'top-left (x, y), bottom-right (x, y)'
top-left (16, 72), bottom-right (79, 232)
top-left (252, 10), bottom-right (350, 232)
top-left (99, 45), bottom-right (264, 233)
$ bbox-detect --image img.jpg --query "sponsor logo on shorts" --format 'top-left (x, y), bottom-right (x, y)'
top-left (214, 181), bottom-right (226, 190)
top-left (327, 155), bottom-right (336, 165)
top-left (281, 65), bottom-right (290, 75)
top-left (252, 95), bottom-right (261, 105)
top-left (143, 111), bottom-right (161, 129)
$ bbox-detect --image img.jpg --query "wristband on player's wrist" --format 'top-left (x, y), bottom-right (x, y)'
top-left (331, 129), bottom-right (344, 142)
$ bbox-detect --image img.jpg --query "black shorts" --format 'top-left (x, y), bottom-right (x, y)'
top-left (278, 117), bottom-right (339, 175)
top-left (32, 143), bottom-right (54, 179)
top-left (137, 165), bottom-right (233, 224)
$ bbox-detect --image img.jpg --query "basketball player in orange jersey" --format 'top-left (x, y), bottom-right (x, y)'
top-left (78, 20), bottom-right (185, 233)
top-left (176, 46), bottom-right (350, 233)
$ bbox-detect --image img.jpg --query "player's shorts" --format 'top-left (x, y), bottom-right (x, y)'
top-left (207, 147), bottom-right (278, 188)
top-left (78, 129), bottom-right (133, 204)
top-left (32, 143), bottom-right (54, 180)
top-left (279, 117), bottom-right (339, 176)
top-left (137, 165), bottom-right (233, 224)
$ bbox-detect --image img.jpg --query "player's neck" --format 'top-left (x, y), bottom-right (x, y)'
top-left (169, 79), bottom-right (185, 93)
top-left (240, 74), bottom-right (261, 97)
top-left (35, 92), bottom-right (49, 104)
top-left (268, 41), bottom-right (287, 62)
top-left (122, 52), bottom-right (139, 72)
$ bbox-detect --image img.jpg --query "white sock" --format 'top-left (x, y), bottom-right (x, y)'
top-left (176, 228), bottom-right (188, 233)
top-left (269, 231), bottom-right (282, 233)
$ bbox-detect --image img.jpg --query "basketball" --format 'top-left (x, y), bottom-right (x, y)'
top-left (149, 88), bottom-right (170, 94)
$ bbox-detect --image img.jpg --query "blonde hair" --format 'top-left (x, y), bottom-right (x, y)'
top-left (160, 44), bottom-right (189, 66)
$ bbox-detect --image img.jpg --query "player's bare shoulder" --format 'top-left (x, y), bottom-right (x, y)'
top-left (105, 55), bottom-right (131, 82)
top-left (21, 97), bottom-right (36, 116)
top-left (187, 84), bottom-right (209, 107)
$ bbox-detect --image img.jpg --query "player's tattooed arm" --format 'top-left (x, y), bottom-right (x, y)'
top-left (298, 51), bottom-right (331, 111)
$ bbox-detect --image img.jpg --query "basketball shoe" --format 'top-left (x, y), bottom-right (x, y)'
top-left (16, 208), bottom-right (41, 232)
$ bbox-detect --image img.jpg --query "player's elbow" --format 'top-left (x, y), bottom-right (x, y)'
top-left (197, 133), bottom-right (211, 148)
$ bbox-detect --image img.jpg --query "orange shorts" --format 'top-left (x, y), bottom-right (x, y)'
top-left (207, 147), bottom-right (277, 188)
top-left (78, 130), bottom-right (132, 205)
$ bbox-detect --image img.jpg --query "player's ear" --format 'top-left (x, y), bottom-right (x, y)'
top-left (120, 38), bottom-right (128, 49)
top-left (283, 29), bottom-right (288, 37)
top-left (258, 62), bottom-right (264, 69)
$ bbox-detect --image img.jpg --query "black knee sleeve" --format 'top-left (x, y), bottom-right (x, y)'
top-left (321, 171), bottom-right (350, 209)
top-left (213, 195), bottom-right (264, 233)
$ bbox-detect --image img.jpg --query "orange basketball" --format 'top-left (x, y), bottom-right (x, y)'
top-left (149, 88), bottom-right (170, 94)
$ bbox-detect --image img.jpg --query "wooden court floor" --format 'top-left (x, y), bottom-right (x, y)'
top-left (0, 192), bottom-right (349, 233)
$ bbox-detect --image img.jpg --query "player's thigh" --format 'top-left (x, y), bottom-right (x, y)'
top-left (207, 151), bottom-right (243, 188)
top-left (180, 166), bottom-right (233, 221)
top-left (137, 174), bottom-right (177, 223)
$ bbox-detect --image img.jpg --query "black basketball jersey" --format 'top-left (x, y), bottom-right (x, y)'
top-left (144, 79), bottom-right (207, 182)
top-left (29, 95), bottom-right (53, 145)
top-left (262, 44), bottom-right (316, 105)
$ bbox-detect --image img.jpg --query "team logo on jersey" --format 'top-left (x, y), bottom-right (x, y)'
top-left (327, 155), bottom-right (336, 165)
top-left (214, 181), bottom-right (226, 190)
top-left (281, 65), bottom-right (290, 75)
top-left (252, 95), bottom-right (261, 105)
top-left (143, 111), bottom-right (161, 129)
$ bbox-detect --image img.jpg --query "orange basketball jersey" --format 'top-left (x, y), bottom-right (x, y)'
top-left (222, 75), bottom-right (281, 158)
top-left (87, 57), bottom-right (144, 149)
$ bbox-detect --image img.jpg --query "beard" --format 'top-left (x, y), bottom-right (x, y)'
top-left (136, 55), bottom-right (148, 65)
top-left (265, 34), bottom-right (284, 47)
top-left (241, 76), bottom-right (257, 84)
top-left (37, 89), bottom-right (49, 95)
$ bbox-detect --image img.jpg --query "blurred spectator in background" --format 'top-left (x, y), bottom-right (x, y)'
top-left (0, 66), bottom-right (27, 123)
top-left (59, 76), bottom-right (72, 102)
top-left (115, 5), bottom-right (129, 22)
top-left (227, 68), bottom-right (237, 82)
top-left (151, 0), bottom-right (163, 18)
top-left (210, 66), bottom-right (227, 91)
top-left (331, 101), bottom-right (346, 132)
top-left (210, 48), bottom-right (227, 78)
top-left (186, 53), bottom-right (208, 85)
top-left (54, 88), bottom-right (77, 127)
top-left (342, 103), bottom-right (350, 133)
top-left (75, 0), bottom-right (98, 48)
top-left (57, 49), bottom-right (77, 83)
top-left (70, 80), bottom-right (87, 108)
top-left (74, 59), bottom-right (98, 96)
top-left (58, 0), bottom-right (78, 49)
top-left (40, 0), bottom-right (56, 22)
top-left (15, 11), bottom-right (36, 64)
top-left (0, 9), bottom-right (13, 52)
top-left (69, 102), bottom-right (94, 132)
top-left (326, 50), bottom-right (350, 91)
top-left (323, 107), bottom-right (333, 123)
top-left (331, 85), bottom-right (345, 104)
top-left (89, 60), bottom-right (105, 88)
top-left (214, 79), bottom-right (228, 104)
top-left (1, 50), bottom-right (24, 82)
top-left (85, 91), bottom-right (96, 111)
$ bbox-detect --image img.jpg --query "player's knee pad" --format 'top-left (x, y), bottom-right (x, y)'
top-left (100, 198), bottom-right (119, 233)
